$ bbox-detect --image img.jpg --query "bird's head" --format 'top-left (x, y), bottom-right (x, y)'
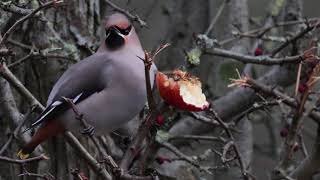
top-left (103, 13), bottom-right (138, 50)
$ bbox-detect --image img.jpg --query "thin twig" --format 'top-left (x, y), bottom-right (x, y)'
top-left (121, 45), bottom-right (169, 171)
top-left (209, 109), bottom-right (249, 179)
top-left (205, 47), bottom-right (304, 65)
top-left (0, 0), bottom-right (64, 47)
top-left (63, 98), bottom-right (122, 178)
top-left (270, 21), bottom-right (320, 57)
top-left (0, 106), bottom-right (36, 155)
top-left (158, 141), bottom-right (212, 174)
top-left (169, 135), bottom-right (226, 143)
top-left (298, 133), bottom-right (308, 158)
top-left (0, 154), bottom-right (48, 164)
top-left (205, 0), bottom-right (229, 35)
top-left (186, 112), bottom-right (219, 126)
top-left (104, 0), bottom-right (147, 27)
top-left (0, 63), bottom-right (112, 179)
top-left (220, 18), bottom-right (320, 45)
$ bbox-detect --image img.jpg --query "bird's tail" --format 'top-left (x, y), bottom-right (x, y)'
top-left (17, 120), bottom-right (65, 159)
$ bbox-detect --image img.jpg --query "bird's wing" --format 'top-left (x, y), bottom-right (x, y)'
top-left (29, 53), bottom-right (113, 129)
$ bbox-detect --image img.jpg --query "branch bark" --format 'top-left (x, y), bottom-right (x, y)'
top-left (0, 63), bottom-right (112, 179)
top-left (290, 124), bottom-right (320, 180)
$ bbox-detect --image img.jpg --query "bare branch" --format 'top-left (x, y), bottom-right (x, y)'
top-left (104, 0), bottom-right (147, 27)
top-left (0, 154), bottom-right (48, 164)
top-left (205, 46), bottom-right (303, 65)
top-left (205, 0), bottom-right (229, 35)
top-left (0, 0), bottom-right (64, 47)
top-left (0, 63), bottom-right (112, 179)
top-left (270, 21), bottom-right (320, 57)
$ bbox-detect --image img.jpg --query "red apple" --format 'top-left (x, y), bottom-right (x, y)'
top-left (156, 70), bottom-right (209, 111)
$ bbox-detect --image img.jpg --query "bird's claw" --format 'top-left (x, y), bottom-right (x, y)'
top-left (81, 125), bottom-right (95, 136)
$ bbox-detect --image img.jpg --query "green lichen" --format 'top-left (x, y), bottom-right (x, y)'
top-left (271, 0), bottom-right (285, 17)
top-left (186, 47), bottom-right (202, 65)
top-left (63, 43), bottom-right (80, 60)
top-left (156, 130), bottom-right (170, 143)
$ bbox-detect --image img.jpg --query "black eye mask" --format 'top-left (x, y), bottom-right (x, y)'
top-left (115, 25), bottom-right (132, 36)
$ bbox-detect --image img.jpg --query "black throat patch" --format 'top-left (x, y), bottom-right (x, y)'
top-left (105, 29), bottom-right (125, 50)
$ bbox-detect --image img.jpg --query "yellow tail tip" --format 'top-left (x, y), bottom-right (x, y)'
top-left (17, 150), bottom-right (30, 160)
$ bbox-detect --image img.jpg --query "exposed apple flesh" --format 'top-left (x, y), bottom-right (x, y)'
top-left (156, 70), bottom-right (209, 111)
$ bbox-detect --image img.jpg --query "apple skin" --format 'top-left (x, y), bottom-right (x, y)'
top-left (156, 71), bottom-right (209, 111)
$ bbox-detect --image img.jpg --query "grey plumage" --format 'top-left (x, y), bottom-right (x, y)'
top-left (31, 13), bottom-right (156, 134)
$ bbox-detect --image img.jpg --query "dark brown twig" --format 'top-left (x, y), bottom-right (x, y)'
top-left (63, 98), bottom-right (121, 178)
top-left (270, 21), bottom-right (320, 57)
top-left (121, 45), bottom-right (169, 171)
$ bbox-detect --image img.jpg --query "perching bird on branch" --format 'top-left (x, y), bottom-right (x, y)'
top-left (17, 13), bottom-right (157, 159)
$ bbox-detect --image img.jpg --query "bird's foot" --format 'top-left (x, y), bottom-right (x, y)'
top-left (81, 125), bottom-right (95, 136)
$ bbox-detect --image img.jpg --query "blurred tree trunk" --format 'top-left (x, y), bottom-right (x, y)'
top-left (214, 0), bottom-right (253, 179)
top-left (1, 0), bottom-right (103, 179)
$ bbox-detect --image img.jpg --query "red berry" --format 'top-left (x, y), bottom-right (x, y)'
top-left (254, 47), bottom-right (263, 56)
top-left (280, 127), bottom-right (289, 138)
top-left (156, 115), bottom-right (165, 125)
top-left (155, 156), bottom-right (171, 164)
top-left (298, 83), bottom-right (308, 93)
top-left (79, 172), bottom-right (89, 180)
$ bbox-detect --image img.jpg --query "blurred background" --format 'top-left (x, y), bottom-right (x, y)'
top-left (1, 0), bottom-right (320, 179)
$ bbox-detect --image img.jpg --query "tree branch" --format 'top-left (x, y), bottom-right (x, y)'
top-left (0, 0), bottom-right (64, 47)
top-left (0, 63), bottom-right (112, 179)
top-left (0, 154), bottom-right (48, 164)
top-left (104, 0), bottom-right (147, 27)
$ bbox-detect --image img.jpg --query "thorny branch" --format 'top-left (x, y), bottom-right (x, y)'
top-left (229, 63), bottom-right (320, 178)
top-left (64, 98), bottom-right (154, 180)
top-left (208, 109), bottom-right (250, 179)
top-left (121, 45), bottom-right (169, 171)
top-left (229, 75), bottom-right (320, 123)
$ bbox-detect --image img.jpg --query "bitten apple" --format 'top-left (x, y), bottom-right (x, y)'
top-left (156, 70), bottom-right (209, 111)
